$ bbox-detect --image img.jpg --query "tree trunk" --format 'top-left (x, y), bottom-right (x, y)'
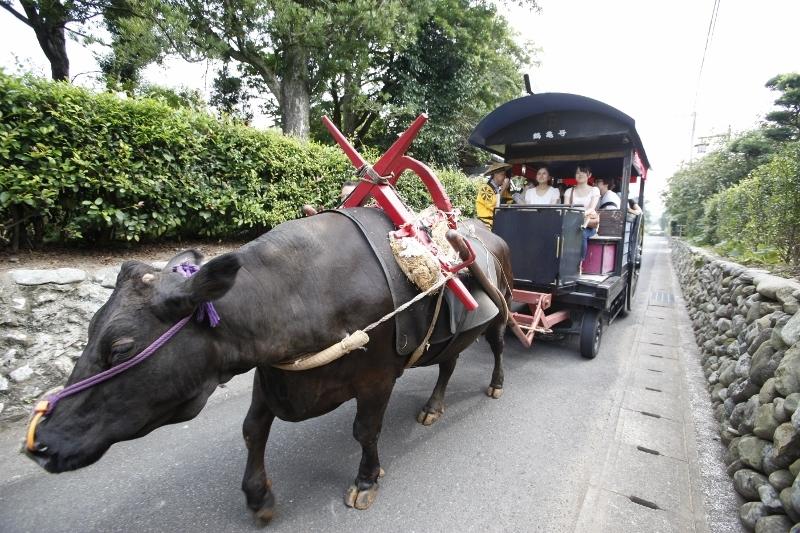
top-left (19, 1), bottom-right (70, 81)
top-left (279, 48), bottom-right (310, 138)
top-left (39, 25), bottom-right (69, 81)
top-left (341, 72), bottom-right (357, 137)
top-left (280, 76), bottom-right (310, 138)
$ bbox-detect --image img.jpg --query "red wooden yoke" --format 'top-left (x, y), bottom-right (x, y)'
top-left (322, 114), bottom-right (478, 311)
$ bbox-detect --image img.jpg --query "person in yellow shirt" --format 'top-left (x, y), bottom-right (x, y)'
top-left (476, 163), bottom-right (514, 228)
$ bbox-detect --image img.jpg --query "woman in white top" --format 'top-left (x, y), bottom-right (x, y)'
top-left (564, 165), bottom-right (601, 210)
top-left (564, 164), bottom-right (601, 270)
top-left (514, 166), bottom-right (561, 205)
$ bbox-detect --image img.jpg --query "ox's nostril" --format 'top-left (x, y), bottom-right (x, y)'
top-left (24, 440), bottom-right (49, 455)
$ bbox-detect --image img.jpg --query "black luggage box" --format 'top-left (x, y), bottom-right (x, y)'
top-left (492, 205), bottom-right (583, 290)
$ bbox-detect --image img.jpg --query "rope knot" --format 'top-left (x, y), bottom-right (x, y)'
top-left (173, 262), bottom-right (221, 327)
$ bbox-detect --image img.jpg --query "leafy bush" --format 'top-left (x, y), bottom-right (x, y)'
top-left (0, 72), bottom-right (479, 246)
top-left (395, 168), bottom-right (479, 218)
top-left (700, 141), bottom-right (800, 264)
top-left (663, 138), bottom-right (770, 240)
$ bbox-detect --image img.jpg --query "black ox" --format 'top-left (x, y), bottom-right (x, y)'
top-left (26, 209), bottom-right (512, 522)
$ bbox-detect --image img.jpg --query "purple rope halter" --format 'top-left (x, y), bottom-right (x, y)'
top-left (173, 263), bottom-right (221, 327)
top-left (37, 263), bottom-right (220, 416)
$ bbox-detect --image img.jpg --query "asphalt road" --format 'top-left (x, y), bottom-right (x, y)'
top-left (1, 239), bottom-right (662, 533)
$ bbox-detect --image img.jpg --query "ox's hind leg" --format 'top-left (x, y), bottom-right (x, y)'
top-left (242, 371), bottom-right (277, 524)
top-left (345, 378), bottom-right (394, 510)
top-left (485, 316), bottom-right (506, 399)
top-left (417, 356), bottom-right (459, 426)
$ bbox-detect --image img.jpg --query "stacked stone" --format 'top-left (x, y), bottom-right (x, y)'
top-left (673, 240), bottom-right (800, 533)
top-left (0, 266), bottom-right (124, 424)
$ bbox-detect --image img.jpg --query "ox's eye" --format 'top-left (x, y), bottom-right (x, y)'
top-left (110, 337), bottom-right (135, 364)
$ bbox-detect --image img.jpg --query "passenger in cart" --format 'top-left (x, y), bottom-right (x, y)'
top-left (475, 162), bottom-right (514, 228)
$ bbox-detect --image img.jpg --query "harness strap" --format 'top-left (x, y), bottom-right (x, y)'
top-left (273, 274), bottom-right (452, 372)
top-left (405, 284), bottom-right (446, 368)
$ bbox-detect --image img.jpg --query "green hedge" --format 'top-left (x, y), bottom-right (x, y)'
top-left (700, 141), bottom-right (800, 264)
top-left (0, 72), bottom-right (479, 245)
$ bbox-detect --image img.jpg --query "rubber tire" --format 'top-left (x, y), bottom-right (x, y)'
top-left (580, 310), bottom-right (603, 359)
top-left (625, 267), bottom-right (640, 311)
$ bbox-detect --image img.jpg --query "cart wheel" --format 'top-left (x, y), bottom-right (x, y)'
top-left (626, 266), bottom-right (640, 311)
top-left (580, 310), bottom-right (603, 359)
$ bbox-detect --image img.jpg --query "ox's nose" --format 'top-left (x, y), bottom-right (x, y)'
top-left (29, 440), bottom-right (49, 454)
top-left (23, 434), bottom-right (50, 457)
top-left (24, 439), bottom-right (53, 469)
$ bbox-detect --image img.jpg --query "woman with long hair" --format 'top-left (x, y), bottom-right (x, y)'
top-left (514, 166), bottom-right (560, 205)
top-left (564, 164), bottom-right (601, 272)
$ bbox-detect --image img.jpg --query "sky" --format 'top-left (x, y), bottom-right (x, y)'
top-left (1, 0), bottom-right (799, 211)
top-left (503, 0), bottom-right (800, 207)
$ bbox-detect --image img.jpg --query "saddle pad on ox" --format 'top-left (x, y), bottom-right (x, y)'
top-left (329, 208), bottom-right (499, 356)
top-left (436, 221), bottom-right (499, 342)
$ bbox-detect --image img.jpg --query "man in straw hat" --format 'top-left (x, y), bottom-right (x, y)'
top-left (475, 162), bottom-right (513, 228)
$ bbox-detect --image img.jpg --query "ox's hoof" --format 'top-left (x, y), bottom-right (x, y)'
top-left (379, 467), bottom-right (385, 478)
top-left (345, 482), bottom-right (379, 510)
top-left (416, 408), bottom-right (443, 426)
top-left (486, 386), bottom-right (504, 399)
top-left (246, 479), bottom-right (275, 526)
top-left (254, 505), bottom-right (275, 526)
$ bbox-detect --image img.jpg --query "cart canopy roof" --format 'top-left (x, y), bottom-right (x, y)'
top-left (469, 92), bottom-right (651, 175)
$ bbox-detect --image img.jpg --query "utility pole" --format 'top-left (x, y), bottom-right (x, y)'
top-left (690, 0), bottom-right (721, 163)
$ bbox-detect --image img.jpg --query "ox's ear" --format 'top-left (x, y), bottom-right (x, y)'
top-left (163, 249), bottom-right (205, 272)
top-left (153, 253), bottom-right (242, 319)
top-left (183, 253), bottom-right (242, 303)
top-left (118, 260), bottom-right (155, 284)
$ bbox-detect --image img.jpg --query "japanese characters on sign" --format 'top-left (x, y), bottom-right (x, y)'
top-left (532, 129), bottom-right (567, 140)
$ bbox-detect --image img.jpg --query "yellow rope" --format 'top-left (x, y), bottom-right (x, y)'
top-left (273, 274), bottom-right (453, 371)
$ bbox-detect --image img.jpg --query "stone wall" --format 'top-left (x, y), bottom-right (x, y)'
top-left (0, 263), bottom-right (164, 425)
top-left (673, 239), bottom-right (800, 532)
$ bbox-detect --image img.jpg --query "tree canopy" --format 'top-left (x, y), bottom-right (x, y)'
top-left (2, 0), bottom-right (538, 160)
top-left (122, 0), bottom-right (535, 141)
top-left (764, 72), bottom-right (800, 142)
top-left (0, 0), bottom-right (100, 80)
top-left (98, 0), bottom-right (165, 93)
top-left (140, 0), bottom-right (428, 137)
top-left (664, 72), bottom-right (800, 265)
top-left (311, 0), bottom-right (533, 166)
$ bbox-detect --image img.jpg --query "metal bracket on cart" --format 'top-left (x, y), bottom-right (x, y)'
top-left (508, 290), bottom-right (571, 348)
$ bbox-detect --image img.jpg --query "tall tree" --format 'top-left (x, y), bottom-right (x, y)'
top-left (0, 0), bottom-right (109, 80)
top-left (142, 0), bottom-right (536, 139)
top-left (142, 0), bottom-right (424, 138)
top-left (313, 0), bottom-right (532, 166)
top-left (98, 0), bottom-right (164, 93)
top-left (663, 130), bottom-right (770, 237)
top-left (764, 72), bottom-right (800, 142)
top-left (210, 62), bottom-right (253, 123)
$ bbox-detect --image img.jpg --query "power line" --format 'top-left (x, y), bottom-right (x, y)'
top-left (690, 0), bottom-right (722, 161)
top-left (697, 0), bottom-right (721, 88)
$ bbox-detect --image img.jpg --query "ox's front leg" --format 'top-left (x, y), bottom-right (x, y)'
top-left (417, 356), bottom-right (458, 426)
top-left (345, 379), bottom-right (394, 510)
top-left (242, 371), bottom-right (277, 524)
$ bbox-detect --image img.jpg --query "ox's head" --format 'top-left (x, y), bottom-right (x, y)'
top-left (26, 250), bottom-right (242, 473)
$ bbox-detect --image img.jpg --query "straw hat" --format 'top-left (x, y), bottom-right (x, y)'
top-left (483, 162), bottom-right (512, 176)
